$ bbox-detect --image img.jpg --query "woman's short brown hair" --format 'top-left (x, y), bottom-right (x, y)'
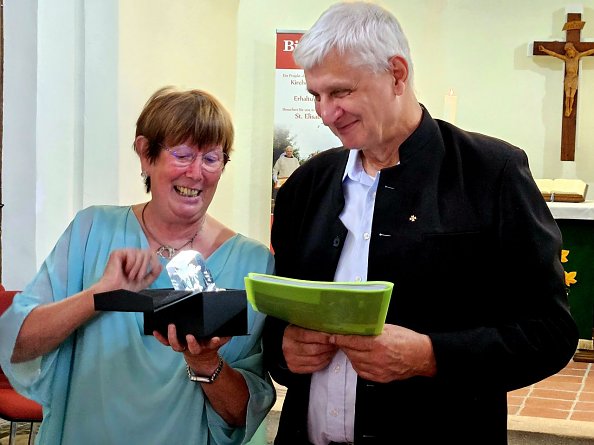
top-left (135, 86), bottom-right (234, 192)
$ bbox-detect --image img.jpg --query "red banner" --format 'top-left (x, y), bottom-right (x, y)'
top-left (276, 32), bottom-right (302, 69)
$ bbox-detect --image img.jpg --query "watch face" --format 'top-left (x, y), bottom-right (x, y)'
top-left (189, 374), bottom-right (211, 383)
top-left (186, 356), bottom-right (224, 383)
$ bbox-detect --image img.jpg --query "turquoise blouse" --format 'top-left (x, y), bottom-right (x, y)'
top-left (0, 206), bottom-right (275, 445)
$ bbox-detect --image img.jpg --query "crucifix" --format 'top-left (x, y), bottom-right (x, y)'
top-left (533, 9), bottom-right (594, 161)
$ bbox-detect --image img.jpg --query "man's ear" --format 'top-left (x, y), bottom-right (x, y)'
top-left (389, 55), bottom-right (409, 94)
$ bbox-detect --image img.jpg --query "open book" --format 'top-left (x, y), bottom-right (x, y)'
top-left (534, 178), bottom-right (588, 203)
top-left (244, 273), bottom-right (393, 335)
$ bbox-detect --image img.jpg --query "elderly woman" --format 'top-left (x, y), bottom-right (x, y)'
top-left (0, 87), bottom-right (275, 444)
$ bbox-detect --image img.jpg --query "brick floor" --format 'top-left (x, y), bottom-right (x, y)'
top-left (508, 360), bottom-right (594, 421)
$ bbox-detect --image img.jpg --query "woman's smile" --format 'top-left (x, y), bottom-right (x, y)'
top-left (175, 185), bottom-right (200, 197)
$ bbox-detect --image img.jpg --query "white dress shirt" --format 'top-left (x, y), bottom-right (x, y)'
top-left (308, 149), bottom-right (379, 445)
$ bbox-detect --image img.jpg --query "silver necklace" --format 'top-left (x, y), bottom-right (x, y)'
top-left (141, 202), bottom-right (203, 259)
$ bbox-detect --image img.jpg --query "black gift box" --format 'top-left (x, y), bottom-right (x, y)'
top-left (93, 288), bottom-right (248, 340)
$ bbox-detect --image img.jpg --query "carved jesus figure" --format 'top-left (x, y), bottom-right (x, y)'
top-left (539, 43), bottom-right (594, 116)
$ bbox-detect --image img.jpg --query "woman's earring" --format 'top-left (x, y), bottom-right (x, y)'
top-left (141, 171), bottom-right (148, 180)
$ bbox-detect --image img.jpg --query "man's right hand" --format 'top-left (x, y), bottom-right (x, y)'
top-left (282, 325), bottom-right (337, 373)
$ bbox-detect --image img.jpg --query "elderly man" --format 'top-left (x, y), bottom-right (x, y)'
top-left (264, 2), bottom-right (579, 445)
top-left (272, 145), bottom-right (300, 189)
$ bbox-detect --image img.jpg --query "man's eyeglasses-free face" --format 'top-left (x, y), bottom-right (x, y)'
top-left (161, 145), bottom-right (230, 173)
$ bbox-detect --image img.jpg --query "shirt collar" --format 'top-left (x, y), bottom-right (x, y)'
top-left (342, 149), bottom-right (377, 186)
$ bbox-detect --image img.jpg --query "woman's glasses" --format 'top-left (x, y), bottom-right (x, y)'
top-left (162, 145), bottom-right (230, 173)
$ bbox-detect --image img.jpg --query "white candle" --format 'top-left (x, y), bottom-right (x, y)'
top-left (444, 89), bottom-right (457, 124)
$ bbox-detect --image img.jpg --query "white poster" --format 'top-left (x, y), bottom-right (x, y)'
top-left (271, 31), bottom-right (341, 212)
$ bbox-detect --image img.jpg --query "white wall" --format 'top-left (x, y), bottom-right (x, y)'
top-left (2, 0), bottom-right (240, 289)
top-left (3, 0), bottom-right (594, 289)
top-left (3, 0), bottom-right (38, 288)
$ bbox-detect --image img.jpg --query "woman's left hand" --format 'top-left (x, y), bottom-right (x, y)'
top-left (153, 324), bottom-right (231, 371)
top-left (155, 324), bottom-right (248, 426)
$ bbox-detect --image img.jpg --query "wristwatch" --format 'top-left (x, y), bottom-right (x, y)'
top-left (186, 355), bottom-right (224, 383)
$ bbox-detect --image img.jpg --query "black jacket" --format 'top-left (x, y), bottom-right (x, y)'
top-left (264, 108), bottom-right (579, 445)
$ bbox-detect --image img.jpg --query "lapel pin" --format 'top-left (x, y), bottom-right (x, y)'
top-left (409, 215), bottom-right (417, 222)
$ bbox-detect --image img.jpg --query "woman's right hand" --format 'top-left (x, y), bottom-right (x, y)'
top-left (12, 249), bottom-right (162, 363)
top-left (93, 248), bottom-right (162, 295)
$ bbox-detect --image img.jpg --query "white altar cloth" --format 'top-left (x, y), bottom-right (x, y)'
top-left (547, 201), bottom-right (594, 221)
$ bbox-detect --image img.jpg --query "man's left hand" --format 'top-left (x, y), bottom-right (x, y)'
top-left (331, 324), bottom-right (437, 383)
